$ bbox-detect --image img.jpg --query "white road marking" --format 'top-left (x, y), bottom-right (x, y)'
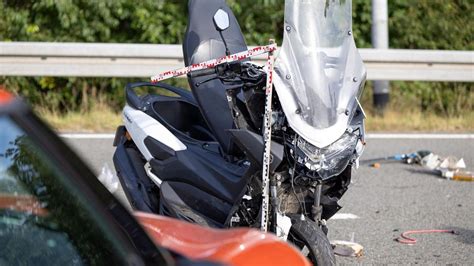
top-left (60, 133), bottom-right (474, 140)
top-left (331, 213), bottom-right (360, 220)
top-left (366, 133), bottom-right (473, 139)
top-left (60, 133), bottom-right (115, 139)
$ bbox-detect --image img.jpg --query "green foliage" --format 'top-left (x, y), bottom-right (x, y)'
top-left (385, 0), bottom-right (473, 118)
top-left (389, 0), bottom-right (473, 50)
top-left (352, 0), bottom-right (372, 48)
top-left (0, 0), bottom-right (187, 43)
top-left (0, 0), bottom-right (472, 116)
top-left (0, 0), bottom-right (188, 112)
top-left (229, 0), bottom-right (285, 45)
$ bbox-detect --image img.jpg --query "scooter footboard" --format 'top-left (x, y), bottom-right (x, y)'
top-left (113, 144), bottom-right (160, 213)
top-left (159, 181), bottom-right (232, 228)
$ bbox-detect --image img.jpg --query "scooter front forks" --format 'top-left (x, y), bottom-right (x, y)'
top-left (312, 182), bottom-right (323, 222)
top-left (270, 177), bottom-right (279, 233)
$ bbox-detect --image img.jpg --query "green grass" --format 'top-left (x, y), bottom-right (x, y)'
top-left (35, 80), bottom-right (473, 133)
top-left (36, 104), bottom-right (122, 133)
top-left (365, 109), bottom-right (474, 132)
top-left (36, 106), bottom-right (474, 133)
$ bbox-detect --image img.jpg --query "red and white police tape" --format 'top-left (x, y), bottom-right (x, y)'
top-left (150, 43), bottom-right (277, 83)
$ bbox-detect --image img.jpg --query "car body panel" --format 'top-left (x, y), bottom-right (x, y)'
top-left (0, 193), bottom-right (47, 216)
top-left (0, 89), bottom-right (310, 266)
top-left (135, 212), bottom-right (310, 266)
top-left (0, 89), bottom-right (13, 104)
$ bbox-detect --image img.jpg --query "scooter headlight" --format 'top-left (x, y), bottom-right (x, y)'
top-left (296, 131), bottom-right (361, 179)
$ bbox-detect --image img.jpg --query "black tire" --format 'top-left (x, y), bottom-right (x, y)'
top-left (288, 218), bottom-right (336, 266)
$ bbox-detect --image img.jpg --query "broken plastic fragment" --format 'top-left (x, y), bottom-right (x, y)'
top-left (331, 240), bottom-right (363, 257)
top-left (98, 163), bottom-right (119, 193)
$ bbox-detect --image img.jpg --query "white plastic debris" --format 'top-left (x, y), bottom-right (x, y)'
top-left (421, 154), bottom-right (466, 171)
top-left (276, 213), bottom-right (292, 240)
top-left (98, 163), bottom-right (119, 194)
top-left (420, 153), bottom-right (439, 170)
top-left (420, 154), bottom-right (472, 181)
top-left (439, 157), bottom-right (466, 170)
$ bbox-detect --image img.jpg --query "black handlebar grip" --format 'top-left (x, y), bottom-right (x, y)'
top-left (188, 67), bottom-right (216, 78)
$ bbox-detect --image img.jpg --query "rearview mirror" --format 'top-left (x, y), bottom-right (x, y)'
top-left (213, 9), bottom-right (229, 31)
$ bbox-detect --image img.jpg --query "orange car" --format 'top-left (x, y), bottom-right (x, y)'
top-left (0, 90), bottom-right (309, 266)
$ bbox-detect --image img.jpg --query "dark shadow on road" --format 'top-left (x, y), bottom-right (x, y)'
top-left (444, 226), bottom-right (474, 245)
top-left (406, 168), bottom-right (443, 180)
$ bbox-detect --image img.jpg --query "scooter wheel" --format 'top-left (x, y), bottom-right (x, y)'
top-left (288, 217), bottom-right (336, 266)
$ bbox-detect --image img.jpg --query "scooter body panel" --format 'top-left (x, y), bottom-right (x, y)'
top-left (159, 181), bottom-right (232, 227)
top-left (148, 140), bottom-right (249, 203)
top-left (123, 105), bottom-right (187, 161)
top-left (113, 142), bottom-right (159, 213)
top-left (117, 90), bottom-right (253, 227)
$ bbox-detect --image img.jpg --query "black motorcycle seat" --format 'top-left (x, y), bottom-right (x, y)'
top-left (183, 0), bottom-right (248, 155)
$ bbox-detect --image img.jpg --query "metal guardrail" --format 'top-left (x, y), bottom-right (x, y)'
top-left (1, 42), bottom-right (473, 81)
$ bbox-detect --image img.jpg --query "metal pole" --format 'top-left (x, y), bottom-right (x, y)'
top-left (371, 0), bottom-right (390, 113)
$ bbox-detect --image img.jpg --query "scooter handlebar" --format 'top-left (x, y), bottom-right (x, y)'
top-left (188, 67), bottom-right (217, 78)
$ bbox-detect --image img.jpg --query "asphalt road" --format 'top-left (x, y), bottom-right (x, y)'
top-left (64, 136), bottom-right (474, 265)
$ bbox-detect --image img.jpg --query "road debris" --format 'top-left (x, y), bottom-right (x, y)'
top-left (420, 153), bottom-right (473, 181)
top-left (331, 240), bottom-right (364, 257)
top-left (98, 163), bottom-right (119, 193)
top-left (370, 162), bottom-right (381, 168)
top-left (361, 150), bottom-right (432, 166)
top-left (395, 229), bottom-right (458, 245)
top-left (363, 150), bottom-right (474, 181)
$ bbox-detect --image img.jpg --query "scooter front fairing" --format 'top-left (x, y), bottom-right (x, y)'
top-left (274, 0), bottom-right (366, 148)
